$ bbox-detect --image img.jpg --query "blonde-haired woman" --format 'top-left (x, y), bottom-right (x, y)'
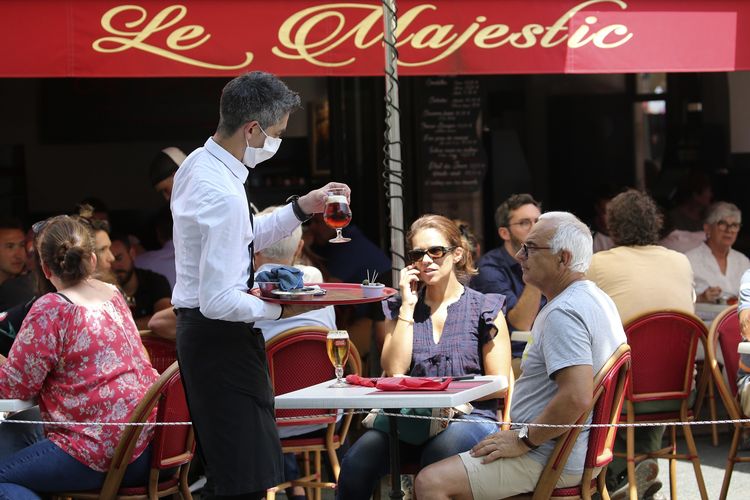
top-left (336, 214), bottom-right (511, 499)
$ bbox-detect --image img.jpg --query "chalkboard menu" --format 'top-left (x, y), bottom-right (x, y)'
top-left (417, 77), bottom-right (487, 193)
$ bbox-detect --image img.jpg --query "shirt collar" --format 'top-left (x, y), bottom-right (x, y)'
top-left (204, 137), bottom-right (249, 184)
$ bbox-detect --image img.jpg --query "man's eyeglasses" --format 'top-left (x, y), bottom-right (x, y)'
top-left (518, 243), bottom-right (553, 260)
top-left (716, 220), bottom-right (742, 232)
top-left (407, 246), bottom-right (456, 263)
top-left (507, 218), bottom-right (539, 230)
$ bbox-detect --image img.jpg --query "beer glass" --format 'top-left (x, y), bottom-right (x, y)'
top-left (323, 188), bottom-right (351, 243)
top-left (326, 330), bottom-right (350, 387)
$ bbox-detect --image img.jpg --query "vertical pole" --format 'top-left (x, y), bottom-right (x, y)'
top-left (382, 0), bottom-right (405, 285)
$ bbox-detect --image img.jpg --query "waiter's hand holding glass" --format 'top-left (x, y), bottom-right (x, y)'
top-left (327, 330), bottom-right (350, 387)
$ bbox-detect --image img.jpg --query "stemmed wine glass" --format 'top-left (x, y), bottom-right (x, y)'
top-left (326, 330), bottom-right (350, 388)
top-left (323, 188), bottom-right (352, 243)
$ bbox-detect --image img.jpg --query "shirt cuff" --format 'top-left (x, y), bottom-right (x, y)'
top-left (277, 203), bottom-right (302, 232)
top-left (261, 302), bottom-right (283, 321)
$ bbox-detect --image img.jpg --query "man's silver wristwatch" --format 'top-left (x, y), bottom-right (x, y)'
top-left (517, 425), bottom-right (539, 450)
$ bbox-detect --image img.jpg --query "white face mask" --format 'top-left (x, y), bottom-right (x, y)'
top-left (242, 124), bottom-right (282, 169)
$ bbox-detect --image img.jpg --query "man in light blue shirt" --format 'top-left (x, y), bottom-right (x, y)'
top-left (415, 212), bottom-right (626, 500)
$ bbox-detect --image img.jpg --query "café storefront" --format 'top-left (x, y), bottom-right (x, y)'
top-left (1, 0), bottom-right (749, 251)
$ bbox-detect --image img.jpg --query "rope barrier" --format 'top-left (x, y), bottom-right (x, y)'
top-left (2, 409), bottom-right (750, 429)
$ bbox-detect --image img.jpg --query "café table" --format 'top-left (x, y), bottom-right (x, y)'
top-left (275, 375), bottom-right (508, 499)
top-left (0, 399), bottom-right (35, 414)
top-left (0, 399), bottom-right (37, 424)
top-left (695, 302), bottom-right (731, 325)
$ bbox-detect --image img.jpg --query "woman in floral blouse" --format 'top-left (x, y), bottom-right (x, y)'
top-left (0, 216), bottom-right (159, 498)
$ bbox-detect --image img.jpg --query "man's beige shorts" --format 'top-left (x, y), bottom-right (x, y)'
top-left (459, 451), bottom-right (583, 500)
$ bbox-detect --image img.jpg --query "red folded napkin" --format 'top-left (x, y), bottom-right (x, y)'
top-left (344, 375), bottom-right (452, 391)
top-left (345, 374), bottom-right (377, 387)
top-left (375, 377), bottom-right (451, 391)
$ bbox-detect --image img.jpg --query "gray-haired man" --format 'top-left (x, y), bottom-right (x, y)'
top-left (415, 212), bottom-right (626, 499)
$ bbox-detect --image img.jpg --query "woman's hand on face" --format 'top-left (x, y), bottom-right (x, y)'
top-left (399, 265), bottom-right (421, 306)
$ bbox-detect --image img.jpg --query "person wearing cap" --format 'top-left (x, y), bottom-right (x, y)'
top-left (149, 146), bottom-right (186, 202)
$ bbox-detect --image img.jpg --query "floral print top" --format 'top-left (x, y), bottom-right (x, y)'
top-left (0, 289), bottom-right (159, 471)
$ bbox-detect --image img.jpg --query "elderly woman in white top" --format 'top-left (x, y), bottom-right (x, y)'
top-left (686, 201), bottom-right (750, 303)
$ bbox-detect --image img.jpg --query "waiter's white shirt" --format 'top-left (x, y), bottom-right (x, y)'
top-left (171, 137), bottom-right (299, 322)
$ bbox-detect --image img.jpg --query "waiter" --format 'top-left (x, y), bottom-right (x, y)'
top-left (171, 71), bottom-right (350, 499)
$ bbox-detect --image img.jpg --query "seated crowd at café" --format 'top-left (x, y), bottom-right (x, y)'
top-left (0, 143), bottom-right (749, 500)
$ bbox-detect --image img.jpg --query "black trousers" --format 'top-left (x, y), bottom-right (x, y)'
top-left (175, 308), bottom-right (284, 496)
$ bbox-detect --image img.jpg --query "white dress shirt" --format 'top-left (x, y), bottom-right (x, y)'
top-left (686, 242), bottom-right (750, 295)
top-left (171, 137), bottom-right (299, 322)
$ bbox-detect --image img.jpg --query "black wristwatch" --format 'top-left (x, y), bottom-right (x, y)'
top-left (517, 425), bottom-right (539, 450)
top-left (286, 195), bottom-right (312, 223)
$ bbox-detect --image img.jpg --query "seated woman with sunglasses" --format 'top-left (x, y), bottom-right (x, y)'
top-left (336, 214), bottom-right (511, 500)
top-left (0, 216), bottom-right (159, 498)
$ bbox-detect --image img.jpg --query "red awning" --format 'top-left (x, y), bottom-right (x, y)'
top-left (2, 0), bottom-right (749, 77)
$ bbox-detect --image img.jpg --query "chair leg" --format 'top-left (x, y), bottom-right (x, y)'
top-left (328, 444), bottom-right (341, 481)
top-left (598, 468), bottom-right (611, 500)
top-left (303, 451), bottom-right (312, 500)
top-left (581, 469), bottom-right (593, 500)
top-left (314, 450), bottom-right (322, 500)
top-left (626, 414), bottom-right (637, 500)
top-left (708, 380), bottom-right (719, 446)
top-left (681, 423), bottom-right (708, 500)
top-left (669, 426), bottom-right (677, 500)
top-left (720, 426), bottom-right (741, 500)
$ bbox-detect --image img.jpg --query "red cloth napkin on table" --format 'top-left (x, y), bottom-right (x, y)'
top-left (375, 377), bottom-right (451, 391)
top-left (343, 375), bottom-right (451, 391)
top-left (345, 374), bottom-right (377, 387)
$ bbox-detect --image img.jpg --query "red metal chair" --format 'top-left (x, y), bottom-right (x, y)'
top-left (139, 331), bottom-right (178, 374)
top-left (620, 310), bottom-right (709, 500)
top-left (59, 361), bottom-right (195, 499)
top-left (507, 343), bottom-right (631, 500)
top-left (265, 326), bottom-right (362, 500)
top-left (707, 304), bottom-right (750, 499)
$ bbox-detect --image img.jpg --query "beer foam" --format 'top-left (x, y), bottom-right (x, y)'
top-left (328, 330), bottom-right (349, 338)
top-left (326, 195), bottom-right (348, 204)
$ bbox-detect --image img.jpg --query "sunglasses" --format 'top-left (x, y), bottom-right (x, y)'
top-left (407, 246), bottom-right (455, 263)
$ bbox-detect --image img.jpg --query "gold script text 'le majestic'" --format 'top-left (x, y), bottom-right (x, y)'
top-left (272, 0), bottom-right (634, 67)
top-left (92, 1), bottom-right (634, 71)
top-left (92, 5), bottom-right (254, 70)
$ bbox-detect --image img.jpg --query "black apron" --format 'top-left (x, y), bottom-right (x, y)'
top-left (175, 212), bottom-right (284, 495)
